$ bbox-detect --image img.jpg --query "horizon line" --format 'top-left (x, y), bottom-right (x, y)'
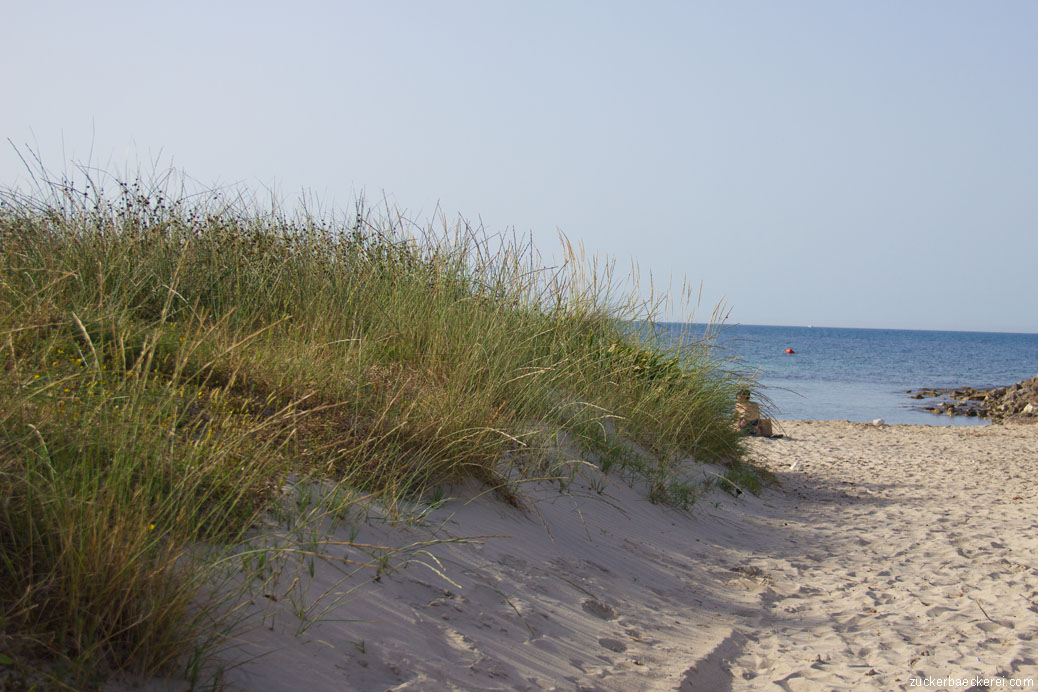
top-left (660, 321), bottom-right (1038, 336)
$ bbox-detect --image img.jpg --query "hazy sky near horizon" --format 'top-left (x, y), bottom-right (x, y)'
top-left (3, 1), bottom-right (1036, 333)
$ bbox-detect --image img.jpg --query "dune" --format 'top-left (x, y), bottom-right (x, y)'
top-left (119, 421), bottom-right (1038, 691)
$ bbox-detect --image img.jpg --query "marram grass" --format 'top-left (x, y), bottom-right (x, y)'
top-left (0, 168), bottom-right (757, 687)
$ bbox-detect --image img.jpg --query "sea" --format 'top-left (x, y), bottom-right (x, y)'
top-left (660, 324), bottom-right (1038, 426)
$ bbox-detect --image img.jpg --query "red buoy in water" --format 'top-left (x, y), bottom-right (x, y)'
top-left (785, 348), bottom-right (795, 354)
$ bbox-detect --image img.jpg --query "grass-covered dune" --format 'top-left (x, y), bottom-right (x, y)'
top-left (0, 169), bottom-right (758, 687)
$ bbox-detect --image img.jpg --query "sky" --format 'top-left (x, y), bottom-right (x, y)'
top-left (3, 1), bottom-right (1036, 333)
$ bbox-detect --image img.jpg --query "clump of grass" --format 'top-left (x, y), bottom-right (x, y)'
top-left (718, 458), bottom-right (775, 496)
top-left (0, 161), bottom-right (758, 686)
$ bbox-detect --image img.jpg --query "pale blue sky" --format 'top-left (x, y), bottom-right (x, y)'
top-left (3, 1), bottom-right (1036, 332)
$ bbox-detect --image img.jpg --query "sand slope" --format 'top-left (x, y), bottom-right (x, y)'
top-left (121, 421), bottom-right (1038, 691)
top-left (201, 469), bottom-right (755, 692)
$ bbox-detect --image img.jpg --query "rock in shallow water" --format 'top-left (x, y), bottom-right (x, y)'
top-left (906, 374), bottom-right (1038, 423)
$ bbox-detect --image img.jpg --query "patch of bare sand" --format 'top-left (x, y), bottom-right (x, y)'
top-left (115, 421), bottom-right (1038, 691)
top-left (696, 421), bottom-right (1038, 691)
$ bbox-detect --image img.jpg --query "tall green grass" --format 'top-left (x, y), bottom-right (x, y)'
top-left (0, 165), bottom-right (755, 686)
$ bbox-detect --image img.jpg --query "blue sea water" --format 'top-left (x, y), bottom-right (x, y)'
top-left (660, 324), bottom-right (1038, 425)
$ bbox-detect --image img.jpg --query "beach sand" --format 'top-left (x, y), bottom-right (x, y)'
top-left (137, 421), bottom-right (1038, 691)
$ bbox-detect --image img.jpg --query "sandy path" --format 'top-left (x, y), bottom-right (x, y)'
top-left (697, 421), bottom-right (1038, 690)
top-left (120, 421), bottom-right (1038, 691)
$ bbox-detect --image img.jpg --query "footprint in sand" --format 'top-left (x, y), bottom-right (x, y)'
top-left (581, 599), bottom-right (619, 620)
top-left (598, 637), bottom-right (628, 653)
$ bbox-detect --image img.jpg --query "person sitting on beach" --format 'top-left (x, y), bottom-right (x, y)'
top-left (735, 390), bottom-right (772, 437)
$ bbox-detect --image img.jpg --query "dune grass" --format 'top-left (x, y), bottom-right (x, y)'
top-left (0, 166), bottom-right (757, 686)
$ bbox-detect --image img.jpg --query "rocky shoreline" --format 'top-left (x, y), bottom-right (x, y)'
top-left (906, 374), bottom-right (1038, 422)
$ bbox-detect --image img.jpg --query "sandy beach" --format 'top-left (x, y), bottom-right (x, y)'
top-left (160, 421), bottom-right (1038, 691)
